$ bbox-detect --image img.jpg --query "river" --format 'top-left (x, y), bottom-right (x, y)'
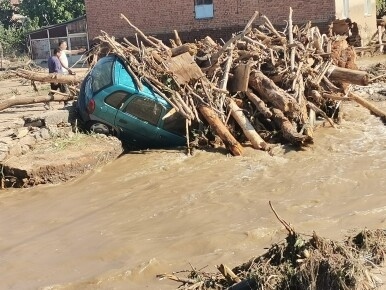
top-left (1, 101), bottom-right (385, 290)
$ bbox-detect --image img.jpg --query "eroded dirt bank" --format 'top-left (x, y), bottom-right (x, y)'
top-left (0, 68), bottom-right (124, 188)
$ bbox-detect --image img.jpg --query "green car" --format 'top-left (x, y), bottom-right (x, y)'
top-left (77, 55), bottom-right (186, 149)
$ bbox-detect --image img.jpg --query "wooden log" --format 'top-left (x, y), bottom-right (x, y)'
top-left (271, 108), bottom-right (313, 145)
top-left (288, 7), bottom-right (296, 72)
top-left (378, 25), bottom-right (384, 53)
top-left (14, 69), bottom-right (83, 85)
top-left (173, 30), bottom-right (183, 46)
top-left (328, 65), bottom-right (369, 86)
top-left (171, 43), bottom-right (197, 57)
top-left (147, 36), bottom-right (171, 52)
top-left (322, 92), bottom-right (350, 101)
top-left (245, 90), bottom-right (272, 118)
top-left (0, 93), bottom-right (75, 111)
top-left (198, 105), bottom-right (244, 156)
top-left (219, 46), bottom-right (234, 118)
top-left (307, 101), bottom-right (336, 128)
top-left (229, 64), bottom-right (251, 93)
top-left (249, 71), bottom-right (302, 119)
top-left (227, 98), bottom-right (269, 150)
top-left (120, 14), bottom-right (159, 48)
top-left (349, 92), bottom-right (386, 122)
top-left (210, 11), bottom-right (260, 65)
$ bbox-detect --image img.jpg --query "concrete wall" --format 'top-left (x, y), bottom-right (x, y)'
top-left (335, 0), bottom-right (377, 44)
top-left (85, 0), bottom-right (336, 42)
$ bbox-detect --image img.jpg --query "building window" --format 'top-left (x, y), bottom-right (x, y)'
top-left (364, 0), bottom-right (372, 16)
top-left (194, 0), bottom-right (214, 19)
top-left (342, 0), bottom-right (350, 18)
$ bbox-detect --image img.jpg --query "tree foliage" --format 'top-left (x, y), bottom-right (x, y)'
top-left (0, 0), bottom-right (14, 28)
top-left (0, 18), bottom-right (38, 55)
top-left (19, 0), bottom-right (85, 27)
top-left (377, 0), bottom-right (386, 17)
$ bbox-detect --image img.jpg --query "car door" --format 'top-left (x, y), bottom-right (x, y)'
top-left (157, 109), bottom-right (187, 147)
top-left (94, 88), bottom-right (129, 126)
top-left (114, 95), bottom-right (164, 148)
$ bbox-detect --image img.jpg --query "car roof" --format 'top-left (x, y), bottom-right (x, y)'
top-left (105, 55), bottom-right (171, 108)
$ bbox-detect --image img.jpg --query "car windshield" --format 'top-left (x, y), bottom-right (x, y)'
top-left (91, 58), bottom-right (114, 94)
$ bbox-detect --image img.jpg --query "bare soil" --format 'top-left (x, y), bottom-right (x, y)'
top-left (0, 67), bottom-right (124, 188)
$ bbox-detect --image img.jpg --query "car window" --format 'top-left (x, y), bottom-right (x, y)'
top-left (124, 97), bottom-right (162, 126)
top-left (163, 110), bottom-right (186, 135)
top-left (105, 91), bottom-right (128, 109)
top-left (91, 58), bottom-right (114, 93)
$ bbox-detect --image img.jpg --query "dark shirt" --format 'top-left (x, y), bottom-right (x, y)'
top-left (48, 55), bottom-right (62, 73)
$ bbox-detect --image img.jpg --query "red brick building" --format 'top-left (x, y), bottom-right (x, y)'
top-left (85, 0), bottom-right (376, 44)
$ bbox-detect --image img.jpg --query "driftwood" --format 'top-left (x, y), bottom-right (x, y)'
top-left (14, 69), bottom-right (83, 85)
top-left (328, 66), bottom-right (369, 85)
top-left (209, 10), bottom-right (260, 65)
top-left (0, 93), bottom-right (75, 111)
top-left (227, 98), bottom-right (269, 150)
top-left (271, 108), bottom-right (313, 145)
top-left (198, 105), bottom-right (243, 156)
top-left (11, 8), bottom-right (384, 156)
top-left (249, 71), bottom-right (302, 119)
top-left (349, 92), bottom-right (386, 122)
top-left (245, 90), bottom-right (272, 118)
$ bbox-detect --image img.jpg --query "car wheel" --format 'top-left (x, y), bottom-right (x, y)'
top-left (89, 122), bottom-right (110, 135)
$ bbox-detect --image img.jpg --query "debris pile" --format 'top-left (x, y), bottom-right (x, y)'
top-left (90, 10), bottom-right (384, 155)
top-left (158, 204), bottom-right (386, 290)
top-left (11, 9), bottom-right (386, 155)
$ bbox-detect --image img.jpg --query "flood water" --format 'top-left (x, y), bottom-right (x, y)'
top-left (1, 101), bottom-right (386, 289)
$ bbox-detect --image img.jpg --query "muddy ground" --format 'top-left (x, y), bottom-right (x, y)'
top-left (0, 55), bottom-right (385, 188)
top-left (0, 66), bottom-right (124, 188)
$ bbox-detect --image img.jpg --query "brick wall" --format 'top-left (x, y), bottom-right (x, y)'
top-left (85, 0), bottom-right (336, 43)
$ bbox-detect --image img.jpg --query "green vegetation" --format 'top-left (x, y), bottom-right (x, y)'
top-left (377, 0), bottom-right (386, 17)
top-left (19, 0), bottom-right (85, 27)
top-left (0, 0), bottom-right (85, 56)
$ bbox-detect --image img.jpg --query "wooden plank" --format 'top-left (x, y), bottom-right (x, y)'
top-left (166, 52), bottom-right (204, 85)
top-left (229, 63), bottom-right (251, 93)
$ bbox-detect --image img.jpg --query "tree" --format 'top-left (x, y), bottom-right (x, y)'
top-left (0, 0), bottom-right (14, 28)
top-left (377, 0), bottom-right (386, 17)
top-left (19, 0), bottom-right (85, 27)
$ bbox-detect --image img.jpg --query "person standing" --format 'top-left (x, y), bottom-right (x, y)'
top-left (46, 47), bottom-right (65, 109)
top-left (58, 40), bottom-right (84, 105)
top-left (58, 40), bottom-right (84, 75)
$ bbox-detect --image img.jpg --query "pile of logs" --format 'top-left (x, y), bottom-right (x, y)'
top-left (12, 9), bottom-right (386, 155)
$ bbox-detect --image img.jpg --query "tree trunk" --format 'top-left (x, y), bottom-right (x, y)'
top-left (198, 105), bottom-right (243, 156)
top-left (271, 108), bottom-right (313, 145)
top-left (171, 43), bottom-right (197, 57)
top-left (227, 98), bottom-right (269, 150)
top-left (328, 66), bottom-right (369, 86)
top-left (0, 93), bottom-right (75, 111)
top-left (249, 70), bottom-right (302, 120)
top-left (15, 69), bottom-right (84, 85)
top-left (245, 90), bottom-right (272, 118)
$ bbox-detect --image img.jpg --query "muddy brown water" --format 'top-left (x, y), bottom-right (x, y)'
top-left (1, 101), bottom-right (386, 290)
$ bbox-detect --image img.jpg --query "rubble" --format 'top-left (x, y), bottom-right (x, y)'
top-left (6, 10), bottom-right (385, 156)
top-left (158, 203), bottom-right (386, 290)
top-left (0, 105), bottom-right (123, 188)
top-left (85, 10), bottom-right (385, 154)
